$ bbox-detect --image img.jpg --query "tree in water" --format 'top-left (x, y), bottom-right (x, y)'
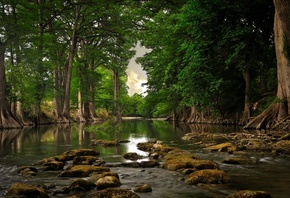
top-left (245, 0), bottom-right (290, 129)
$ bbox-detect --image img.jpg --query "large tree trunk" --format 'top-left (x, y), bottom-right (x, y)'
top-left (187, 105), bottom-right (204, 123)
top-left (62, 4), bottom-right (80, 121)
top-left (240, 69), bottom-right (251, 125)
top-left (53, 63), bottom-right (65, 121)
top-left (0, 42), bottom-right (22, 129)
top-left (88, 77), bottom-right (98, 120)
top-left (113, 70), bottom-right (122, 123)
top-left (76, 90), bottom-right (87, 122)
top-left (88, 60), bottom-right (99, 120)
top-left (245, 0), bottom-right (290, 129)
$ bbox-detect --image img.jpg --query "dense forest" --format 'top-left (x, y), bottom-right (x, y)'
top-left (0, 0), bottom-right (290, 130)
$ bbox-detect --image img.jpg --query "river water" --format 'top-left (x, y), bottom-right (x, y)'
top-left (0, 120), bottom-right (290, 197)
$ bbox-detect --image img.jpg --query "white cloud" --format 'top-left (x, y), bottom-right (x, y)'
top-left (126, 42), bottom-right (150, 96)
top-left (126, 69), bottom-right (147, 96)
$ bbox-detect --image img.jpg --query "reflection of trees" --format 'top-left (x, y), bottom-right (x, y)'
top-left (78, 123), bottom-right (95, 145)
top-left (0, 128), bottom-right (22, 155)
top-left (53, 124), bottom-right (71, 144)
top-left (176, 123), bottom-right (242, 134)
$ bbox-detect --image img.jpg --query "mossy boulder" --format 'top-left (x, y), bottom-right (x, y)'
top-left (58, 165), bottom-right (110, 177)
top-left (69, 179), bottom-right (96, 191)
top-left (123, 152), bottom-right (144, 160)
top-left (137, 142), bottom-right (154, 152)
top-left (90, 171), bottom-right (119, 182)
top-left (162, 152), bottom-right (219, 171)
top-left (133, 184), bottom-right (152, 193)
top-left (17, 166), bottom-right (38, 176)
top-left (239, 139), bottom-right (270, 152)
top-left (43, 160), bottom-right (64, 171)
top-left (205, 142), bottom-right (236, 152)
top-left (73, 156), bottom-right (99, 165)
top-left (33, 155), bottom-right (72, 165)
top-left (5, 183), bottom-right (48, 198)
top-left (89, 188), bottom-right (140, 198)
top-left (96, 175), bottom-right (121, 189)
top-left (163, 149), bottom-right (200, 160)
top-left (185, 169), bottom-right (230, 185)
top-left (226, 190), bottom-right (272, 198)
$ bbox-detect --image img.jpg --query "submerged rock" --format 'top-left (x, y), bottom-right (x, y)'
top-left (69, 179), bottom-right (96, 191)
top-left (58, 165), bottom-right (110, 177)
top-left (5, 183), bottom-right (49, 198)
top-left (88, 188), bottom-right (140, 198)
top-left (226, 190), bottom-right (272, 198)
top-left (91, 139), bottom-right (119, 146)
top-left (185, 169), bottom-right (230, 185)
top-left (120, 162), bottom-right (140, 168)
top-left (222, 156), bottom-right (257, 165)
top-left (63, 148), bottom-right (100, 156)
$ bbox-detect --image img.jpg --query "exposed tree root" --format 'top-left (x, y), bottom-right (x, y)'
top-left (0, 109), bottom-right (22, 129)
top-left (244, 103), bottom-right (279, 130)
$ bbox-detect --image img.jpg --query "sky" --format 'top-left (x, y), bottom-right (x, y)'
top-left (126, 43), bottom-right (150, 96)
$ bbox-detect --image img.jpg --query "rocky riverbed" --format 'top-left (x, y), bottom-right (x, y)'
top-left (2, 133), bottom-right (280, 198)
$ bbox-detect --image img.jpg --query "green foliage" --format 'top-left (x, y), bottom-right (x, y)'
top-left (0, 0), bottom-right (278, 124)
top-left (137, 0), bottom-right (276, 119)
top-left (86, 117), bottom-right (122, 134)
top-left (121, 93), bottom-right (145, 116)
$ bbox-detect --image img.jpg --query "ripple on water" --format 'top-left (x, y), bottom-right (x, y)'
top-left (0, 165), bottom-right (19, 194)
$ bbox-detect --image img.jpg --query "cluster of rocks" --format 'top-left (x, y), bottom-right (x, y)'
top-left (7, 147), bottom-right (149, 198)
top-left (136, 139), bottom-right (273, 198)
top-left (4, 138), bottom-right (273, 198)
top-left (182, 130), bottom-right (290, 155)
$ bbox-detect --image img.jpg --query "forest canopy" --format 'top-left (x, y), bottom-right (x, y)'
top-left (0, 0), bottom-right (289, 130)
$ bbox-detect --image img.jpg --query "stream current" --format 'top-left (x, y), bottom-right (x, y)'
top-left (0, 120), bottom-right (290, 197)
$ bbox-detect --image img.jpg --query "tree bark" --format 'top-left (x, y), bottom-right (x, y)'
top-left (0, 42), bottom-right (22, 129)
top-left (62, 4), bottom-right (80, 121)
top-left (113, 70), bottom-right (122, 123)
top-left (188, 105), bottom-right (204, 123)
top-left (244, 0), bottom-right (290, 129)
top-left (240, 69), bottom-right (251, 125)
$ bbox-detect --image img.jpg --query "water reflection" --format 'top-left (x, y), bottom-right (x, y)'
top-left (0, 120), bottom-right (289, 198)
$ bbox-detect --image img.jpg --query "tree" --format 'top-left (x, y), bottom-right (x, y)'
top-left (176, 0), bottom-right (275, 123)
top-left (245, 0), bottom-right (290, 129)
top-left (0, 1), bottom-right (22, 129)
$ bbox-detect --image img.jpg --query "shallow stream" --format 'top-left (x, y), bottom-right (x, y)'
top-left (0, 120), bottom-right (290, 197)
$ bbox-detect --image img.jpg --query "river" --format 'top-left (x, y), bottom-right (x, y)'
top-left (0, 120), bottom-right (289, 197)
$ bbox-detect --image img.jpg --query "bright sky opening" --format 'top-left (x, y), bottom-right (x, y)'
top-left (126, 43), bottom-right (150, 96)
